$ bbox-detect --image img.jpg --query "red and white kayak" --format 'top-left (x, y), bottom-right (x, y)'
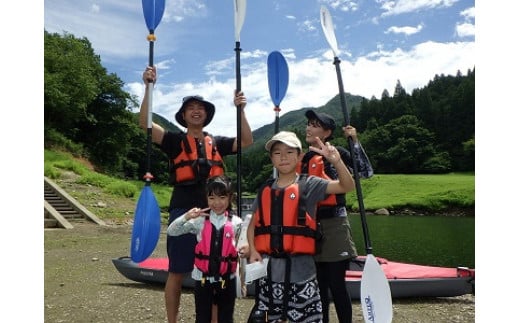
top-left (112, 255), bottom-right (474, 299)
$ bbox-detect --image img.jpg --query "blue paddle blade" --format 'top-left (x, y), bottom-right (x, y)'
top-left (267, 51), bottom-right (289, 106)
top-left (142, 0), bottom-right (166, 31)
top-left (130, 185), bottom-right (161, 263)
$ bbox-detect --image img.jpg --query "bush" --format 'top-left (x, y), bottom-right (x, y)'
top-left (44, 127), bottom-right (85, 156)
top-left (44, 164), bottom-right (61, 179)
top-left (422, 152), bottom-right (452, 174)
top-left (76, 173), bottom-right (113, 187)
top-left (104, 182), bottom-right (138, 198)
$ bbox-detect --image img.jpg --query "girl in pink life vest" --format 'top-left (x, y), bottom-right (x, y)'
top-left (167, 175), bottom-right (249, 323)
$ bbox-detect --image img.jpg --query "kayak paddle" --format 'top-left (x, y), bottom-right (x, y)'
top-left (234, 0), bottom-right (247, 298)
top-left (320, 5), bottom-right (393, 323)
top-left (267, 50), bottom-right (289, 179)
top-left (130, 0), bottom-right (165, 263)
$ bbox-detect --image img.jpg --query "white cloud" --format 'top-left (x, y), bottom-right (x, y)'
top-left (460, 7), bottom-right (475, 19)
top-left (455, 6), bottom-right (475, 38)
top-left (299, 19), bottom-right (317, 32)
top-left (379, 0), bottom-right (459, 16)
top-left (91, 4), bottom-right (100, 14)
top-left (128, 40), bottom-right (474, 137)
top-left (324, 0), bottom-right (359, 12)
top-left (385, 24), bottom-right (424, 35)
top-left (456, 23), bottom-right (475, 37)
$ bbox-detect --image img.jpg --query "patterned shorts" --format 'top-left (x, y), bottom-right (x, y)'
top-left (256, 276), bottom-right (323, 323)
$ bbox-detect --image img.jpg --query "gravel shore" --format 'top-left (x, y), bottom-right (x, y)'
top-left (44, 222), bottom-right (475, 322)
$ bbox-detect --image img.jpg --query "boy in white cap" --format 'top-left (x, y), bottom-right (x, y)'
top-left (246, 131), bottom-right (355, 323)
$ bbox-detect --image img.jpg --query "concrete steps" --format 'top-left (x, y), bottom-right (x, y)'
top-left (44, 177), bottom-right (106, 229)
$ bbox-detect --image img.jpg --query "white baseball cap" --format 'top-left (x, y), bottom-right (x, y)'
top-left (265, 131), bottom-right (302, 152)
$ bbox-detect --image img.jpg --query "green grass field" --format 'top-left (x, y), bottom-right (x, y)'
top-left (348, 173), bottom-right (475, 212)
top-left (45, 149), bottom-right (475, 215)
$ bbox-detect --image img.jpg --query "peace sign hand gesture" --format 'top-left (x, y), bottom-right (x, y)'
top-left (308, 137), bottom-right (341, 166)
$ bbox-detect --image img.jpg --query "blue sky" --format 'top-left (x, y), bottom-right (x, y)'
top-left (43, 0), bottom-right (475, 137)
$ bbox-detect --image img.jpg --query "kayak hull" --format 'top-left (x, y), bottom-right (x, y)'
top-left (112, 256), bottom-right (474, 299)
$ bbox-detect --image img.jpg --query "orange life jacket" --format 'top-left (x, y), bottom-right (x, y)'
top-left (170, 133), bottom-right (224, 185)
top-left (298, 152), bottom-right (338, 208)
top-left (194, 213), bottom-right (238, 278)
top-left (253, 175), bottom-right (317, 255)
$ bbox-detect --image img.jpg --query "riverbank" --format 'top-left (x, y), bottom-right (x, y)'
top-left (353, 206), bottom-right (475, 217)
top-left (44, 222), bottom-right (475, 323)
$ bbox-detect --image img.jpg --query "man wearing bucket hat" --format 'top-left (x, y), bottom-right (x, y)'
top-left (139, 66), bottom-right (253, 323)
top-left (301, 110), bottom-right (373, 323)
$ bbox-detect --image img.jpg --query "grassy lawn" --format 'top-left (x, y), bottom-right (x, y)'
top-left (349, 173), bottom-right (475, 212)
top-left (45, 149), bottom-right (475, 219)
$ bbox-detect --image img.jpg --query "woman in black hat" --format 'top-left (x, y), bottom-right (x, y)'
top-left (139, 66), bottom-right (253, 323)
top-left (300, 110), bottom-right (373, 323)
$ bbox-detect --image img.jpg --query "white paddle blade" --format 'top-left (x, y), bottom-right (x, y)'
top-left (361, 254), bottom-right (393, 323)
top-left (234, 0), bottom-right (247, 41)
top-left (236, 213), bottom-right (251, 298)
top-left (235, 259), bottom-right (244, 298)
top-left (320, 5), bottom-right (340, 57)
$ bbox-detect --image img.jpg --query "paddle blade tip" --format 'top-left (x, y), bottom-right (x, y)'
top-left (320, 5), bottom-right (340, 56)
top-left (130, 186), bottom-right (162, 263)
top-left (234, 0), bottom-right (247, 40)
top-left (267, 51), bottom-right (289, 106)
top-left (360, 254), bottom-right (393, 323)
top-left (142, 0), bottom-right (166, 31)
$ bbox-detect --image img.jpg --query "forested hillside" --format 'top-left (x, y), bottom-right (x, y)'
top-left (44, 31), bottom-right (474, 194)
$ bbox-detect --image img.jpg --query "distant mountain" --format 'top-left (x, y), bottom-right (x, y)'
top-left (152, 113), bottom-right (182, 133)
top-left (149, 92), bottom-right (364, 151)
top-left (246, 92), bottom-right (364, 151)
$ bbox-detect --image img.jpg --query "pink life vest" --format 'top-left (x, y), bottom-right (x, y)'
top-left (194, 213), bottom-right (238, 278)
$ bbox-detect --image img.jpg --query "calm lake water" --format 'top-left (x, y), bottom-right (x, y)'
top-left (347, 214), bottom-right (475, 268)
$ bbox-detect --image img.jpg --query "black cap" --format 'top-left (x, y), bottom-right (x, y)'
top-left (305, 110), bottom-right (337, 140)
top-left (175, 95), bottom-right (216, 128)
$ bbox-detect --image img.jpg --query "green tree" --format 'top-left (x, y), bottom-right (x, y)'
top-left (363, 115), bottom-right (446, 173)
top-left (44, 30), bottom-right (143, 177)
top-left (44, 31), bottom-right (102, 138)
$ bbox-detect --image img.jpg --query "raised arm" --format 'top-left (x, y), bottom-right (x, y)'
top-left (232, 90), bottom-right (254, 152)
top-left (343, 125), bottom-right (374, 178)
top-left (140, 66), bottom-right (165, 145)
top-left (309, 137), bottom-right (355, 195)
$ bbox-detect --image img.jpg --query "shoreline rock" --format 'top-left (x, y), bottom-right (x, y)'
top-left (349, 207), bottom-right (475, 217)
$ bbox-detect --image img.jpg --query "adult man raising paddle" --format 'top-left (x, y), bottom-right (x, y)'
top-left (139, 66), bottom-right (253, 322)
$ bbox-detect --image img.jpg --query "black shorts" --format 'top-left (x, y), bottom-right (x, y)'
top-left (167, 208), bottom-right (197, 273)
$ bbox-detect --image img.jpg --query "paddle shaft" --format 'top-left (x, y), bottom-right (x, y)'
top-left (273, 106), bottom-right (280, 178)
top-left (332, 56), bottom-right (373, 254)
top-left (145, 35), bottom-right (156, 186)
top-left (235, 42), bottom-right (242, 219)
top-left (271, 106), bottom-right (281, 179)
top-left (274, 107), bottom-right (280, 134)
